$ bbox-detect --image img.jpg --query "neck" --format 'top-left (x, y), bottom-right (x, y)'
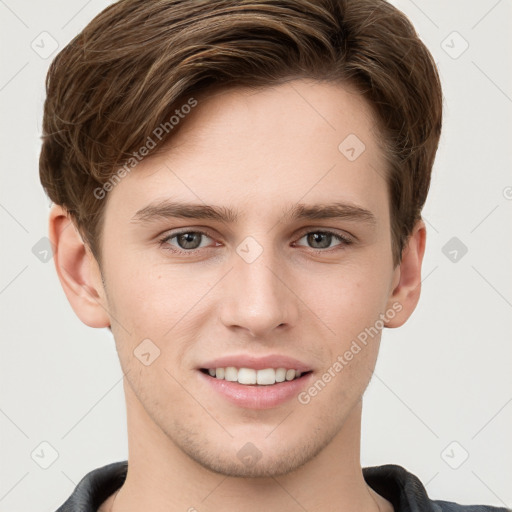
top-left (107, 381), bottom-right (391, 512)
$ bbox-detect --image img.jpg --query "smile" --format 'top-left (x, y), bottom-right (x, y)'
top-left (200, 367), bottom-right (312, 386)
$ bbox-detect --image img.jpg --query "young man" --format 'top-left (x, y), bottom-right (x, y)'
top-left (39, 0), bottom-right (509, 511)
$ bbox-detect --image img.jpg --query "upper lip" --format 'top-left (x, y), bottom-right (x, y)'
top-left (199, 354), bottom-right (312, 373)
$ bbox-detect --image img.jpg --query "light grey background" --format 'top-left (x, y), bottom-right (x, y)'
top-left (0, 1), bottom-right (511, 511)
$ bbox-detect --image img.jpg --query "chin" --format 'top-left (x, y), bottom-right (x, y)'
top-left (171, 420), bottom-right (335, 479)
top-left (189, 444), bottom-right (316, 478)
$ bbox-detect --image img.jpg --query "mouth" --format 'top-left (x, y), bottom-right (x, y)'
top-left (199, 367), bottom-right (313, 386)
top-left (197, 355), bottom-right (314, 409)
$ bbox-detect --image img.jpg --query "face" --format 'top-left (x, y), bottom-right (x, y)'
top-left (83, 79), bottom-right (407, 477)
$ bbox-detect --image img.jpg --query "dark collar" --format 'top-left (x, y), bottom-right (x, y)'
top-left (55, 461), bottom-right (509, 512)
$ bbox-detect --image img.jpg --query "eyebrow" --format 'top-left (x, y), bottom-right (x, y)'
top-left (130, 199), bottom-right (377, 227)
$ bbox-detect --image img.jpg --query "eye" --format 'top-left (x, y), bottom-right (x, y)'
top-left (294, 230), bottom-right (353, 251)
top-left (157, 228), bottom-right (353, 256)
top-left (159, 230), bottom-right (215, 253)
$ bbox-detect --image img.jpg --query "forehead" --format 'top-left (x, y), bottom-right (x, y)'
top-left (170, 78), bottom-right (379, 160)
top-left (104, 78), bottom-right (389, 227)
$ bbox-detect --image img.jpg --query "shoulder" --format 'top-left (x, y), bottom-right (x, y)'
top-left (433, 500), bottom-right (511, 512)
top-left (362, 464), bottom-right (510, 512)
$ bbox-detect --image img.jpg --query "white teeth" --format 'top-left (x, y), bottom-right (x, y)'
top-left (275, 368), bottom-right (286, 382)
top-left (238, 368), bottom-right (256, 385)
top-left (256, 368), bottom-right (275, 385)
top-left (206, 367), bottom-right (305, 385)
top-left (285, 369), bottom-right (296, 381)
top-left (225, 366), bottom-right (238, 382)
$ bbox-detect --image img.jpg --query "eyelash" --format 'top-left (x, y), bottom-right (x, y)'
top-left (157, 229), bottom-right (353, 256)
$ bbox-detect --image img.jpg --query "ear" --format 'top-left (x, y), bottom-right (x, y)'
top-left (385, 219), bottom-right (426, 328)
top-left (48, 204), bottom-right (111, 328)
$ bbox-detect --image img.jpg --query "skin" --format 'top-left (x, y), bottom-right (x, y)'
top-left (49, 78), bottom-right (425, 512)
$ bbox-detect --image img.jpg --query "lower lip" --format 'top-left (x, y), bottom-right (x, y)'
top-left (198, 370), bottom-right (313, 410)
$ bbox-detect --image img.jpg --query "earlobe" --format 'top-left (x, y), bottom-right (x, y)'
top-left (385, 219), bottom-right (426, 328)
top-left (49, 204), bottom-right (111, 328)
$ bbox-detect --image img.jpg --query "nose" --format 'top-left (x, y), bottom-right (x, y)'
top-left (218, 244), bottom-right (299, 339)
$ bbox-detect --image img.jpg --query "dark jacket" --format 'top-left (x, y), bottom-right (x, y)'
top-left (55, 461), bottom-right (510, 511)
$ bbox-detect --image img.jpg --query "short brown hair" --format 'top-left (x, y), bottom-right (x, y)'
top-left (39, 0), bottom-right (442, 268)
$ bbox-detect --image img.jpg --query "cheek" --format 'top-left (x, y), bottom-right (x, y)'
top-left (295, 263), bottom-right (390, 388)
top-left (299, 262), bottom-right (391, 332)
top-left (105, 260), bottom-right (216, 380)
top-left (105, 256), bottom-right (210, 334)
